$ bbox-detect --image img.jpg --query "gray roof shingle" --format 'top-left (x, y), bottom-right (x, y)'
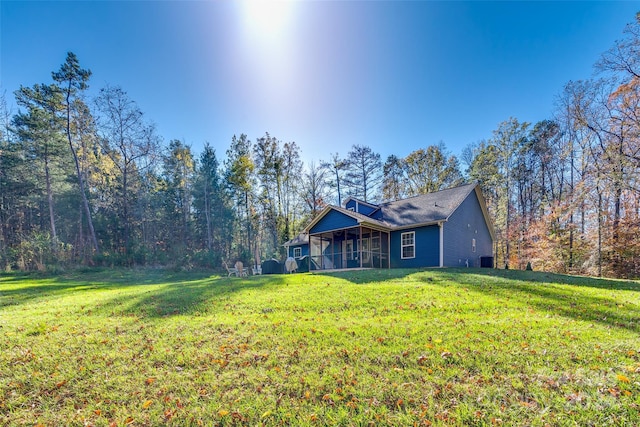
top-left (375, 183), bottom-right (477, 228)
top-left (283, 233), bottom-right (308, 246)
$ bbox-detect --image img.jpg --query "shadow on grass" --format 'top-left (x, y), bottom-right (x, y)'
top-left (317, 268), bottom-right (640, 333)
top-left (4, 268), bottom-right (639, 329)
top-left (0, 269), bottom-right (279, 318)
top-left (449, 269), bottom-right (640, 333)
top-left (97, 275), bottom-right (283, 318)
top-left (450, 268), bottom-right (640, 291)
top-left (316, 268), bottom-right (418, 284)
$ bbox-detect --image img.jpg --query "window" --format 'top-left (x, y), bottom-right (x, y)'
top-left (293, 247), bottom-right (302, 258)
top-left (401, 232), bottom-right (415, 259)
top-left (472, 238), bottom-right (476, 253)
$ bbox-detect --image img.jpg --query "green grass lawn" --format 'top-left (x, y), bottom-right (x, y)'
top-left (1, 268), bottom-right (639, 426)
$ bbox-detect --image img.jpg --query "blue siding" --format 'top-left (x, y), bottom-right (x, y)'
top-left (310, 210), bottom-right (359, 234)
top-left (345, 200), bottom-right (357, 210)
top-left (443, 190), bottom-right (493, 267)
top-left (289, 244), bottom-right (309, 258)
top-left (344, 199), bottom-right (378, 216)
top-left (390, 226), bottom-right (439, 268)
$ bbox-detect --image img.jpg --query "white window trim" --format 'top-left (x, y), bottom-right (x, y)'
top-left (401, 231), bottom-right (415, 259)
top-left (472, 238), bottom-right (476, 253)
top-left (293, 247), bottom-right (302, 258)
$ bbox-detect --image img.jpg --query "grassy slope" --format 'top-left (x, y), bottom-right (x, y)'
top-left (0, 268), bottom-right (638, 426)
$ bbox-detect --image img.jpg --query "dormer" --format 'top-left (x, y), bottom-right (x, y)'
top-left (343, 197), bottom-right (379, 216)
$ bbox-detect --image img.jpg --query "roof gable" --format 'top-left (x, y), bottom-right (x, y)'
top-left (303, 205), bottom-right (390, 234)
top-left (472, 185), bottom-right (496, 240)
top-left (306, 207), bottom-right (359, 234)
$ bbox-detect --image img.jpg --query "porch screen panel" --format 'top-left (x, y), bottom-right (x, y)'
top-left (381, 231), bottom-right (389, 268)
top-left (309, 235), bottom-right (322, 271)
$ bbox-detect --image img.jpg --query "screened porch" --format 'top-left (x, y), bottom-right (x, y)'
top-left (309, 226), bottom-right (389, 270)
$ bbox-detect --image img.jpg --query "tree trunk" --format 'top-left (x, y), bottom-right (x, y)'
top-left (245, 190), bottom-right (251, 261)
top-left (597, 187), bottom-right (603, 277)
top-left (568, 145), bottom-right (574, 269)
top-left (63, 85), bottom-right (98, 254)
top-left (204, 178), bottom-right (212, 251)
top-left (44, 152), bottom-right (57, 246)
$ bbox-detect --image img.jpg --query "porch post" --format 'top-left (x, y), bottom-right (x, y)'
top-left (308, 234), bottom-right (312, 271)
top-left (439, 222), bottom-right (444, 268)
top-left (359, 226), bottom-right (363, 268)
top-left (331, 232), bottom-right (335, 270)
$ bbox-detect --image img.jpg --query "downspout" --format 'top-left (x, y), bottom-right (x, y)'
top-left (439, 222), bottom-right (444, 268)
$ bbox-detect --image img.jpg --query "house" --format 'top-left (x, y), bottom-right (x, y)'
top-left (284, 183), bottom-right (494, 270)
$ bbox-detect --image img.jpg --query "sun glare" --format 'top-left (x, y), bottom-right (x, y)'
top-left (241, 0), bottom-right (293, 41)
top-left (234, 0), bottom-right (302, 121)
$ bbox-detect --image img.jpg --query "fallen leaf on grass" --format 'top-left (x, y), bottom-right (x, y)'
top-left (218, 410), bottom-right (229, 417)
top-left (143, 400), bottom-right (153, 409)
top-left (164, 409), bottom-right (174, 420)
top-left (519, 400), bottom-right (537, 408)
top-left (617, 374), bottom-right (630, 383)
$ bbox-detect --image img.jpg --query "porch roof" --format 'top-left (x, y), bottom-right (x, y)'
top-left (283, 233), bottom-right (309, 247)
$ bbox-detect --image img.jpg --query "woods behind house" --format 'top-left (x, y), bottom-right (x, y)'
top-left (1, 16), bottom-right (639, 278)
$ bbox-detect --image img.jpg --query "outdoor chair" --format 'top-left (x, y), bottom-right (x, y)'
top-left (234, 261), bottom-right (248, 277)
top-left (223, 260), bottom-right (237, 277)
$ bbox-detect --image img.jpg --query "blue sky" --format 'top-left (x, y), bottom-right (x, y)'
top-left (1, 1), bottom-right (638, 166)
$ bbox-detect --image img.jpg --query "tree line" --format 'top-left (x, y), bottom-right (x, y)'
top-left (1, 14), bottom-right (639, 277)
